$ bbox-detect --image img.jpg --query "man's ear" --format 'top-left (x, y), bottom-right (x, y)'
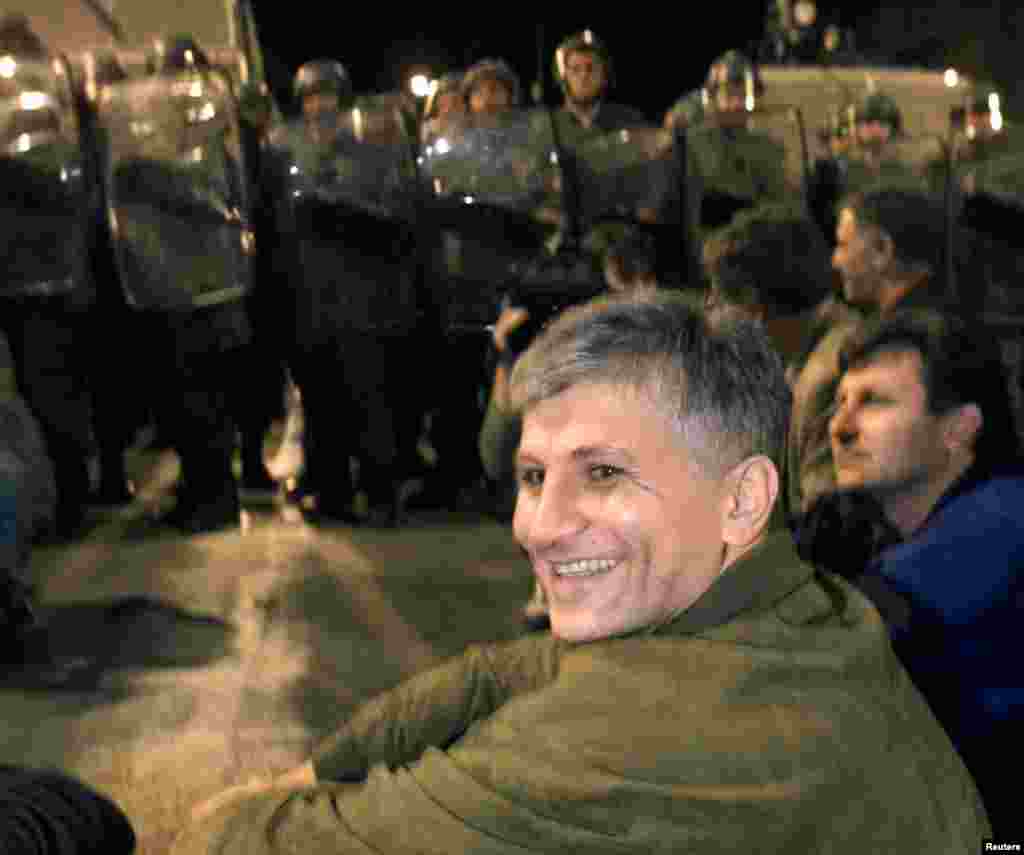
top-left (943, 402), bottom-right (983, 455)
top-left (872, 227), bottom-right (896, 272)
top-left (720, 455), bottom-right (780, 549)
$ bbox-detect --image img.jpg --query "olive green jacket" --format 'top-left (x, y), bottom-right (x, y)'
top-left (174, 533), bottom-right (989, 854)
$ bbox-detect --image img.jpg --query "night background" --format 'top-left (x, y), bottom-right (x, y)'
top-left (247, 2), bottom-right (1024, 119)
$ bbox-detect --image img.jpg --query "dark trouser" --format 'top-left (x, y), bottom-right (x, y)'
top-left (84, 296), bottom-right (147, 492)
top-left (426, 330), bottom-right (490, 494)
top-left (290, 329), bottom-right (406, 512)
top-left (142, 303), bottom-right (249, 510)
top-left (0, 299), bottom-right (93, 534)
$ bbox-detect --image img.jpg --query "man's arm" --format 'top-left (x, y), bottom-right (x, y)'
top-left (313, 634), bottom-right (561, 782)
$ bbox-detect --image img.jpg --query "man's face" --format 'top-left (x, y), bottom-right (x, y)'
top-left (302, 91), bottom-right (341, 121)
top-left (563, 49), bottom-right (607, 106)
top-left (830, 349), bottom-right (951, 497)
top-left (833, 208), bottom-right (884, 307)
top-left (468, 76), bottom-right (513, 115)
top-left (713, 85), bottom-right (750, 127)
top-left (855, 119), bottom-right (892, 148)
top-left (435, 90), bottom-right (466, 118)
top-left (514, 382), bottom-right (730, 643)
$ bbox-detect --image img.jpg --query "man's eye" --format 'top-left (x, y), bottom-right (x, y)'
top-left (588, 464), bottom-right (622, 482)
top-left (518, 468), bottom-right (544, 489)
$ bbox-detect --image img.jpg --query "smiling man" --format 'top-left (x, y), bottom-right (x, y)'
top-left (174, 294), bottom-right (989, 854)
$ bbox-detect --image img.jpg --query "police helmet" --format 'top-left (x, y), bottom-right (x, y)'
top-left (293, 59), bottom-right (353, 108)
top-left (854, 92), bottom-right (902, 136)
top-left (704, 50), bottom-right (764, 98)
top-left (462, 58), bottom-right (521, 107)
top-left (157, 34), bottom-right (210, 73)
top-left (424, 71), bottom-right (464, 120)
top-left (553, 30), bottom-right (613, 94)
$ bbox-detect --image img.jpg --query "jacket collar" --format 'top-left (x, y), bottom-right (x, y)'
top-left (652, 532), bottom-right (813, 636)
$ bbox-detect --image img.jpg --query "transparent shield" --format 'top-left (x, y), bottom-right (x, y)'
top-left (0, 57), bottom-right (91, 298)
top-left (98, 70), bottom-right (252, 309)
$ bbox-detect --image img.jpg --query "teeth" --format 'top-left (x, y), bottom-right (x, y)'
top-left (553, 559), bottom-right (617, 577)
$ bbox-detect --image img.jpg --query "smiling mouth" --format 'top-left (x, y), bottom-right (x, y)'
top-left (552, 559), bottom-right (618, 578)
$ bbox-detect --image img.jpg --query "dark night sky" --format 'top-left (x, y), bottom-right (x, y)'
top-left (247, 6), bottom-right (862, 119)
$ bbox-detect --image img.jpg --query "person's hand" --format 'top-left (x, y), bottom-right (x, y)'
top-left (189, 762), bottom-right (317, 824)
top-left (493, 306), bottom-right (530, 352)
top-left (190, 777), bottom-right (277, 824)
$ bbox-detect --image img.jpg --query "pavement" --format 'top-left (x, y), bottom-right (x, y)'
top-left (0, 440), bottom-right (533, 855)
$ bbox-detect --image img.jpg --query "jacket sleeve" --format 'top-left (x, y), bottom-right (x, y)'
top-left (313, 634), bottom-right (562, 783)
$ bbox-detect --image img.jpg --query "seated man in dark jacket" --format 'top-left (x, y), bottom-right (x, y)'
top-left (825, 308), bottom-right (1023, 837)
top-left (175, 294), bottom-right (989, 854)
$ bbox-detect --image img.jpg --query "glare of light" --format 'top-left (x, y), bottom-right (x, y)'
top-left (289, 165), bottom-right (299, 175)
top-left (188, 146), bottom-right (203, 162)
top-left (583, 29), bottom-right (594, 44)
top-left (15, 133), bottom-right (31, 153)
top-left (189, 80), bottom-right (203, 97)
top-left (197, 101), bottom-right (216, 121)
top-left (353, 106), bottom-right (363, 140)
top-left (18, 91), bottom-right (49, 111)
top-left (991, 111), bottom-right (1003, 132)
top-left (745, 93), bottom-right (756, 112)
top-left (60, 168), bottom-right (68, 182)
top-left (410, 73), bottom-right (432, 98)
top-left (549, 150), bottom-right (559, 165)
top-left (619, 129), bottom-right (631, 143)
top-left (0, 56), bottom-right (16, 78)
top-left (463, 195), bottom-right (475, 204)
top-left (989, 92), bottom-right (1001, 113)
top-left (184, 49), bottom-right (195, 67)
top-left (433, 136), bottom-right (451, 155)
top-left (943, 68), bottom-right (959, 88)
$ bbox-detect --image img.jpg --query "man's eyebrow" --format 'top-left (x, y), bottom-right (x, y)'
top-left (515, 445), bottom-right (638, 467)
top-left (571, 445), bottom-right (637, 464)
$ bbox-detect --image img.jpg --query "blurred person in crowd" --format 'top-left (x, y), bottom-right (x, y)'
top-left (788, 187), bottom-right (952, 514)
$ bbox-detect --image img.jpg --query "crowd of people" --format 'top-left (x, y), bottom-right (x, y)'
top-left (1, 12), bottom-right (1022, 852)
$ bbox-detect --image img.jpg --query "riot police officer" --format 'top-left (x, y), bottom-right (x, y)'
top-left (687, 50), bottom-right (789, 233)
top-left (462, 58), bottom-right (521, 116)
top-left (808, 91), bottom-right (928, 244)
top-left (267, 59), bottom-right (418, 525)
top-left (131, 33), bottom-right (253, 533)
top-left (550, 30), bottom-right (646, 147)
top-left (0, 19), bottom-right (96, 538)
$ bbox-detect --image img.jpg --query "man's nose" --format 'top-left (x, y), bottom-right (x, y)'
top-left (514, 475), bottom-right (587, 552)
top-left (829, 403), bottom-right (857, 445)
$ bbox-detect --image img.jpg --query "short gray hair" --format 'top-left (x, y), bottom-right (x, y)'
top-left (510, 292), bottom-right (791, 476)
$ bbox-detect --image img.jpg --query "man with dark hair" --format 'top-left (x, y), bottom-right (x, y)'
top-left (175, 293), bottom-right (988, 854)
top-left (703, 203), bottom-right (836, 363)
top-left (826, 308), bottom-right (1023, 837)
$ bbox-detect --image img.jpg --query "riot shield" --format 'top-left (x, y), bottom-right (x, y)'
top-left (97, 69), bottom-right (252, 309)
top-left (0, 57), bottom-right (93, 300)
top-left (266, 102), bottom-right (421, 335)
top-left (417, 108), bottom-right (571, 330)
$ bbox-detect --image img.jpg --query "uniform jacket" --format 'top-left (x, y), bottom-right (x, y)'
top-left (174, 533), bottom-right (989, 854)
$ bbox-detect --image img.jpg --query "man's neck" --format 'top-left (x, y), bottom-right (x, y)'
top-left (881, 455), bottom-right (974, 538)
top-left (877, 270), bottom-right (930, 314)
top-left (564, 99), bottom-right (601, 129)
